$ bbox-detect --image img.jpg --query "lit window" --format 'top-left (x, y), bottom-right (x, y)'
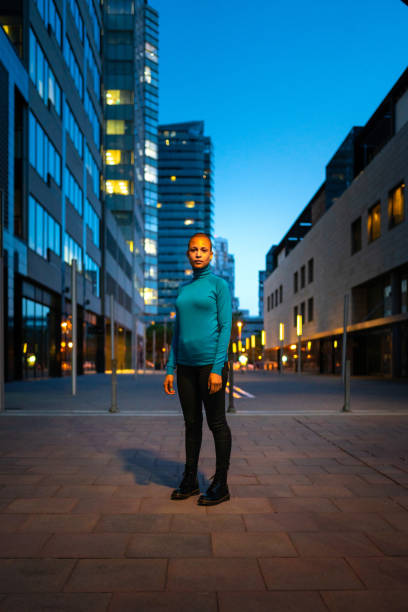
top-left (144, 164), bottom-right (158, 183)
top-left (145, 42), bottom-right (158, 63)
top-left (105, 150), bottom-right (121, 165)
top-left (126, 240), bottom-right (134, 252)
top-left (157, 202), bottom-right (162, 208)
top-left (367, 202), bottom-right (381, 242)
top-left (105, 90), bottom-right (133, 105)
top-left (185, 201), bottom-right (195, 208)
top-left (145, 139), bottom-right (158, 159)
top-left (165, 139), bottom-right (170, 146)
top-left (145, 237), bottom-right (157, 255)
top-left (388, 183), bottom-right (405, 228)
top-left (105, 180), bottom-right (131, 195)
top-left (144, 65), bottom-right (151, 84)
top-left (170, 175), bottom-right (176, 181)
top-left (184, 219), bottom-right (194, 226)
top-left (106, 120), bottom-right (125, 135)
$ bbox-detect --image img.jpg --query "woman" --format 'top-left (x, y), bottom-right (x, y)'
top-left (163, 232), bottom-right (232, 506)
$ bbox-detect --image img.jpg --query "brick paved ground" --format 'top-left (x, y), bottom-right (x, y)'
top-left (0, 411), bottom-right (407, 611)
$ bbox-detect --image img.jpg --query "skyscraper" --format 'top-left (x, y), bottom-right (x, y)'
top-left (213, 236), bottom-right (239, 311)
top-left (157, 120), bottom-right (214, 320)
top-left (103, 0), bottom-right (159, 332)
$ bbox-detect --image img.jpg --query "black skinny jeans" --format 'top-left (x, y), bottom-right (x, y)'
top-left (176, 362), bottom-right (232, 475)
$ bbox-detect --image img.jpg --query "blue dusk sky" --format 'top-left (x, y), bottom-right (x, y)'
top-left (153, 0), bottom-right (408, 315)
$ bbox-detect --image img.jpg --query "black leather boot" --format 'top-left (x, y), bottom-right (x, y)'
top-left (170, 469), bottom-right (200, 500)
top-left (197, 471), bottom-right (230, 506)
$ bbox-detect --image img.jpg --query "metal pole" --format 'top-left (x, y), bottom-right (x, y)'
top-left (227, 355), bottom-right (235, 413)
top-left (109, 294), bottom-right (118, 412)
top-left (142, 326), bottom-right (146, 374)
top-left (342, 359), bottom-right (351, 412)
top-left (297, 336), bottom-right (301, 373)
top-left (152, 328), bottom-right (156, 370)
top-left (280, 340), bottom-right (283, 374)
top-left (342, 294), bottom-right (350, 382)
top-left (71, 259), bottom-right (77, 396)
top-left (0, 192), bottom-right (4, 412)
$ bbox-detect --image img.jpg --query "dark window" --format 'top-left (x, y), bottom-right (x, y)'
top-left (388, 183), bottom-right (405, 229)
top-left (308, 258), bottom-right (314, 283)
top-left (275, 288), bottom-right (278, 305)
top-left (300, 265), bottom-right (306, 289)
top-left (300, 301), bottom-right (305, 322)
top-left (271, 293), bottom-right (274, 309)
top-left (293, 305), bottom-right (298, 327)
top-left (294, 271), bottom-right (298, 293)
top-left (351, 217), bottom-right (362, 254)
top-left (279, 284), bottom-right (283, 303)
top-left (367, 202), bottom-right (381, 243)
top-left (267, 295), bottom-right (270, 312)
top-left (308, 297), bottom-right (314, 321)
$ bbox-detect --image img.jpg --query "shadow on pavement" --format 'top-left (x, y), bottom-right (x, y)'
top-left (118, 448), bottom-right (208, 489)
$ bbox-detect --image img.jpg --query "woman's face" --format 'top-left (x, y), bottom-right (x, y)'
top-left (187, 236), bottom-right (213, 269)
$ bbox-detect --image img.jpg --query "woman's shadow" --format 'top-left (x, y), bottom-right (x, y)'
top-left (117, 448), bottom-right (208, 489)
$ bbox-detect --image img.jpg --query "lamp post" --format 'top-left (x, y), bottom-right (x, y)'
top-left (227, 340), bottom-right (236, 414)
top-left (71, 259), bottom-right (77, 396)
top-left (279, 322), bottom-right (284, 374)
top-left (251, 334), bottom-right (255, 367)
top-left (296, 314), bottom-right (302, 374)
top-left (261, 329), bottom-right (265, 369)
top-left (109, 294), bottom-right (118, 412)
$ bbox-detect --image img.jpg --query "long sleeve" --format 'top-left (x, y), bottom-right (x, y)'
top-left (211, 279), bottom-right (232, 375)
top-left (166, 315), bottom-right (179, 375)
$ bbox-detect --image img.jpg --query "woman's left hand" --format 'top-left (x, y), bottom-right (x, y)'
top-left (208, 372), bottom-right (222, 394)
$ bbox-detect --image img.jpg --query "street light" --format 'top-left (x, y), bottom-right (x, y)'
top-left (279, 322), bottom-right (284, 373)
top-left (296, 314), bottom-right (302, 374)
top-left (237, 321), bottom-right (242, 341)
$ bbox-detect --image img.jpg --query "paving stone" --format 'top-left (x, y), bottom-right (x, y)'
top-left (206, 498), bottom-right (273, 514)
top-left (0, 534), bottom-right (51, 557)
top-left (112, 484), bottom-right (173, 498)
top-left (332, 497), bottom-right (403, 513)
top-left (127, 533), bottom-right (211, 557)
top-left (3, 498), bottom-right (77, 514)
top-left (256, 474), bottom-right (312, 485)
top-left (218, 590), bottom-right (328, 612)
top-left (109, 591), bottom-right (217, 612)
top-left (167, 558), bottom-right (265, 591)
top-left (381, 511), bottom-right (408, 531)
top-left (0, 559), bottom-right (75, 592)
top-left (259, 558), bottom-right (363, 590)
top-left (38, 474), bottom-right (98, 485)
top-left (0, 485), bottom-right (59, 499)
top-left (289, 531), bottom-right (383, 557)
top-left (0, 475), bottom-right (45, 485)
top-left (40, 533), bottom-right (130, 558)
top-left (365, 531), bottom-right (408, 555)
top-left (346, 557), bottom-right (408, 588)
top-left (0, 593), bottom-right (112, 612)
top-left (18, 514), bottom-right (99, 533)
top-left (321, 590), bottom-right (408, 612)
top-left (0, 515), bottom-right (30, 533)
top-left (291, 485), bottom-right (354, 497)
top-left (138, 498), bottom-right (206, 514)
top-left (94, 513), bottom-right (171, 533)
top-left (170, 513), bottom-right (246, 533)
top-left (212, 532), bottom-right (297, 557)
top-left (54, 485), bottom-right (117, 498)
top-left (270, 497), bottom-right (340, 513)
top-left (64, 559), bottom-right (166, 592)
top-left (71, 498), bottom-right (141, 514)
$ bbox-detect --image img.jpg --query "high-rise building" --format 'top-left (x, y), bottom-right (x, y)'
top-left (103, 0), bottom-right (159, 332)
top-left (258, 270), bottom-right (265, 318)
top-left (157, 120), bottom-right (214, 320)
top-left (213, 236), bottom-right (239, 311)
top-left (0, 0), bottom-right (156, 381)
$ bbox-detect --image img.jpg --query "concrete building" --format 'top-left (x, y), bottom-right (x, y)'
top-left (258, 270), bottom-right (265, 318)
top-left (157, 120), bottom-right (214, 321)
top-left (264, 68), bottom-right (408, 377)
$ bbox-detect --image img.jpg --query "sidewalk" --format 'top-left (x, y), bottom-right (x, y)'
top-left (0, 409), bottom-right (407, 610)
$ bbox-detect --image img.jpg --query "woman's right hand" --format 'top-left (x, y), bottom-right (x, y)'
top-left (163, 374), bottom-right (175, 395)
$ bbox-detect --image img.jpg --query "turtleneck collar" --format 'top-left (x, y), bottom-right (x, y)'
top-left (192, 263), bottom-right (211, 279)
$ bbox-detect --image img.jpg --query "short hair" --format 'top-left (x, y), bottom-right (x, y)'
top-left (187, 232), bottom-right (213, 251)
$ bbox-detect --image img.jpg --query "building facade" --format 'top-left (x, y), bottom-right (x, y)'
top-left (0, 0), bottom-right (156, 381)
top-left (264, 69), bottom-right (408, 378)
top-left (157, 120), bottom-right (214, 320)
top-left (213, 236), bottom-right (239, 311)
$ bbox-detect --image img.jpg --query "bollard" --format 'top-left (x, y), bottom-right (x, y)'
top-left (109, 295), bottom-right (119, 413)
top-left (227, 360), bottom-right (236, 413)
top-left (342, 359), bottom-right (351, 412)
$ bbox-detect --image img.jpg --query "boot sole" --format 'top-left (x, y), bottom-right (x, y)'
top-left (170, 488), bottom-right (200, 500)
top-left (197, 493), bottom-right (230, 506)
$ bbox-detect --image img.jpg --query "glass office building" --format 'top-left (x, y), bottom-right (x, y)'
top-left (103, 0), bottom-right (159, 328)
top-left (157, 121), bottom-right (214, 320)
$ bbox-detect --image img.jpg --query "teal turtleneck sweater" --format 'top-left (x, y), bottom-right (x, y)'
top-left (166, 264), bottom-right (232, 376)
